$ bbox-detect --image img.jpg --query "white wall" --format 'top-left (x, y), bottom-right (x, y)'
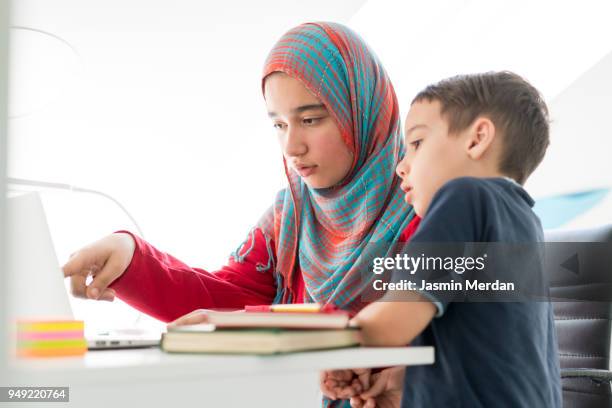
top-left (528, 50), bottom-right (612, 196)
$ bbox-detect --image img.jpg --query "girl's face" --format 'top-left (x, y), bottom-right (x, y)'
top-left (264, 72), bottom-right (353, 189)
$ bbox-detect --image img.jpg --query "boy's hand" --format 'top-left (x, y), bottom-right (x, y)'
top-left (349, 367), bottom-right (405, 408)
top-left (320, 368), bottom-right (371, 400)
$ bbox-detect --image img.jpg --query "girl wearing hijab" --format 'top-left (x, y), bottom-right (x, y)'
top-left (63, 22), bottom-right (421, 405)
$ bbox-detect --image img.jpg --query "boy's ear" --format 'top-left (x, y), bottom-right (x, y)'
top-left (465, 117), bottom-right (496, 160)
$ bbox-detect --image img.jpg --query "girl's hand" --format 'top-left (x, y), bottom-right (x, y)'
top-left (167, 309), bottom-right (212, 328)
top-left (62, 233), bottom-right (136, 302)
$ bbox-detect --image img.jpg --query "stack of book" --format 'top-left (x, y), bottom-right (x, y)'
top-left (16, 320), bottom-right (87, 358)
top-left (162, 304), bottom-right (360, 355)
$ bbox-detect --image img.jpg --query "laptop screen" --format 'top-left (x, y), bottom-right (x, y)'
top-left (6, 192), bottom-right (74, 321)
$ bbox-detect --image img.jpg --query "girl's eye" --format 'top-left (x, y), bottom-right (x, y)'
top-left (410, 139), bottom-right (422, 150)
top-left (302, 117), bottom-right (321, 126)
top-left (273, 123), bottom-right (286, 130)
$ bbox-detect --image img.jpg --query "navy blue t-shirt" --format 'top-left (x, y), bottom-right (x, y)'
top-left (399, 177), bottom-right (561, 407)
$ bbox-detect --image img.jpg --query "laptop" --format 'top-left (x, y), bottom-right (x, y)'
top-left (6, 191), bottom-right (161, 350)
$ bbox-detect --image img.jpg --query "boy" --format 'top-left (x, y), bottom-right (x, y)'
top-left (321, 71), bottom-right (561, 407)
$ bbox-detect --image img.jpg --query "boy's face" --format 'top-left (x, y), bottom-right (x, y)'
top-left (264, 72), bottom-right (354, 189)
top-left (396, 100), bottom-right (474, 217)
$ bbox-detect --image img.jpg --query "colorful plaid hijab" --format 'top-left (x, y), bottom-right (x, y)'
top-left (258, 22), bottom-right (416, 314)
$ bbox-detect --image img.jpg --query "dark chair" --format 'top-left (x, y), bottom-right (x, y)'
top-left (545, 225), bottom-right (612, 407)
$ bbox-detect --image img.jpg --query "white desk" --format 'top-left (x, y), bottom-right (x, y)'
top-left (6, 346), bottom-right (434, 407)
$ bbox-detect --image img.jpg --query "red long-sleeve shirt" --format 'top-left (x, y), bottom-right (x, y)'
top-left (109, 217), bottom-right (421, 323)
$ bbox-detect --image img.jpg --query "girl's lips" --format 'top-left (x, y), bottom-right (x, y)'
top-left (296, 165), bottom-right (317, 177)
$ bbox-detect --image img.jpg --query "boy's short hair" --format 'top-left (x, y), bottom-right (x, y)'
top-left (412, 71), bottom-right (550, 185)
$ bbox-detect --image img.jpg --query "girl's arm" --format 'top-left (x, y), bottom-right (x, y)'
top-left (108, 229), bottom-right (277, 323)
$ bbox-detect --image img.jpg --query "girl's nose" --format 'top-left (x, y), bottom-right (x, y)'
top-left (283, 126), bottom-right (307, 157)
